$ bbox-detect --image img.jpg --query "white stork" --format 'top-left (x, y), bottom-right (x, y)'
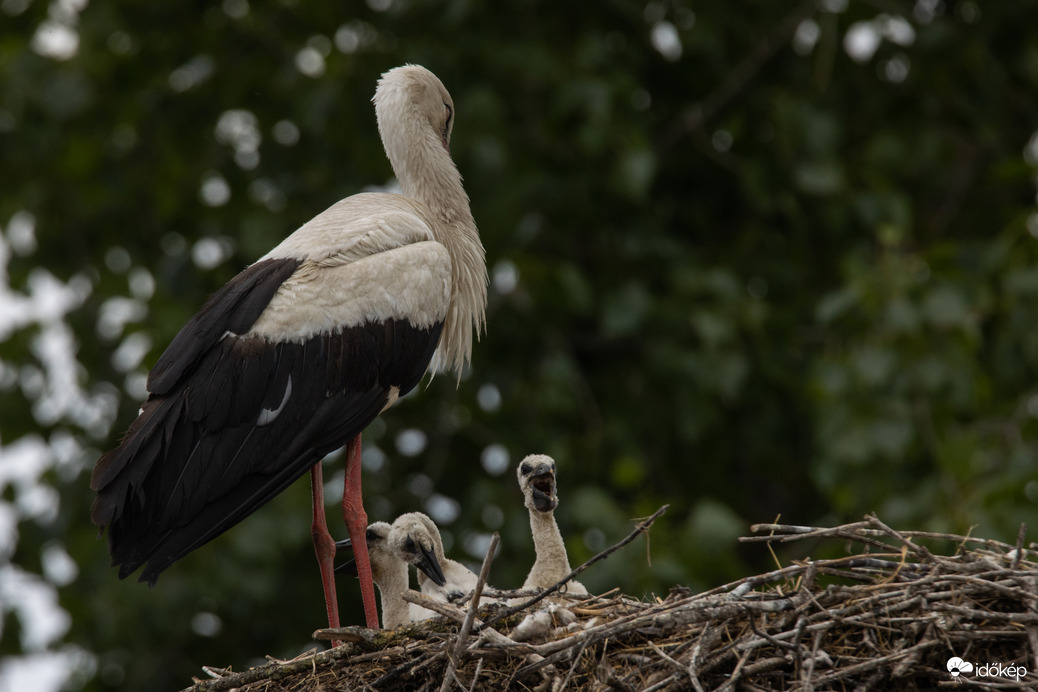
top-left (89, 64), bottom-right (487, 632)
top-left (517, 455), bottom-right (587, 594)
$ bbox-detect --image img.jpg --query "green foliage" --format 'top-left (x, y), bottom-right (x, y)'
top-left (2, 0), bottom-right (1038, 689)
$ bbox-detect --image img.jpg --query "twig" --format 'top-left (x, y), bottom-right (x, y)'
top-left (749, 615), bottom-right (797, 651)
top-left (557, 636), bottom-right (591, 691)
top-left (647, 639), bottom-right (698, 689)
top-left (456, 531), bottom-right (499, 658)
top-left (742, 522), bottom-right (904, 554)
top-left (687, 620), bottom-right (711, 692)
top-left (1014, 523), bottom-right (1027, 570)
top-left (403, 590), bottom-right (469, 623)
top-left (311, 625), bottom-right (378, 643)
top-left (466, 657), bottom-right (483, 692)
top-left (181, 645), bottom-right (357, 692)
top-left (866, 514), bottom-right (936, 561)
top-left (440, 532), bottom-right (500, 692)
top-left (200, 666), bottom-right (230, 678)
top-left (371, 650), bottom-right (438, 690)
top-left (800, 628), bottom-right (824, 692)
top-left (747, 522), bottom-right (1038, 561)
top-left (715, 649), bottom-right (751, 692)
top-left (1028, 627), bottom-right (1038, 675)
top-left (810, 639), bottom-right (940, 686)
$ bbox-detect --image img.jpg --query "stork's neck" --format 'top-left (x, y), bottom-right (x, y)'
top-left (397, 152), bottom-right (474, 231)
top-left (395, 145), bottom-right (486, 377)
top-left (399, 160), bottom-right (480, 269)
top-left (375, 561), bottom-right (411, 628)
top-left (529, 509), bottom-right (571, 571)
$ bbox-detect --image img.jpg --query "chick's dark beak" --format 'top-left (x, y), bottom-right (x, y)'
top-left (414, 542), bottom-right (447, 587)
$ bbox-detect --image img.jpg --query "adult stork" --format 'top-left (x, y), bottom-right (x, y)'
top-left (89, 64), bottom-right (487, 632)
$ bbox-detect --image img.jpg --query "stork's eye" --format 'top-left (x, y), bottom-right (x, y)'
top-left (366, 528), bottom-right (381, 542)
top-left (444, 102), bottom-right (453, 129)
top-left (520, 462), bottom-right (532, 476)
top-left (405, 536), bottom-right (417, 553)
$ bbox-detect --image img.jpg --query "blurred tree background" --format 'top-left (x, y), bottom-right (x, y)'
top-left (2, 0), bottom-right (1038, 689)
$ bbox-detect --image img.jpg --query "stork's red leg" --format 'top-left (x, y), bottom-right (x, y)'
top-left (309, 463), bottom-right (342, 641)
top-left (342, 434), bottom-right (380, 629)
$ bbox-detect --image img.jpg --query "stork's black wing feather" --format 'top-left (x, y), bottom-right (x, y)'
top-left (148, 258), bottom-right (300, 395)
top-left (90, 257), bottom-right (444, 584)
top-left (89, 258), bottom-right (300, 497)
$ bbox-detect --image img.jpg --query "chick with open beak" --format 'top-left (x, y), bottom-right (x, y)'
top-left (518, 455), bottom-right (559, 513)
top-left (517, 454), bottom-right (587, 595)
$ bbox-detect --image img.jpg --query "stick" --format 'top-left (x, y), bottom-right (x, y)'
top-left (456, 531), bottom-right (499, 658)
top-left (181, 645), bottom-right (356, 692)
top-left (439, 532), bottom-right (500, 692)
top-left (1014, 523), bottom-right (1027, 570)
top-left (402, 590), bottom-right (469, 623)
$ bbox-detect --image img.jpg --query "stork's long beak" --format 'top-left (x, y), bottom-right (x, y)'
top-left (530, 464), bottom-right (558, 513)
top-left (414, 542), bottom-right (447, 587)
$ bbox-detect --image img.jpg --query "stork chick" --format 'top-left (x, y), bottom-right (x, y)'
top-left (517, 455), bottom-right (587, 595)
top-left (389, 512), bottom-right (496, 606)
top-left (335, 521), bottom-right (446, 629)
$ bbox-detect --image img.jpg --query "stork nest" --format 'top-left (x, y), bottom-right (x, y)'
top-left (183, 510), bottom-right (1038, 691)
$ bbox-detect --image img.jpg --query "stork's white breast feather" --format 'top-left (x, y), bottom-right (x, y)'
top-left (261, 194), bottom-right (437, 262)
top-left (247, 201), bottom-right (452, 342)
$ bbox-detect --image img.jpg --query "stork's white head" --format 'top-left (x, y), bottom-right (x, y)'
top-left (517, 454), bottom-right (559, 513)
top-left (371, 64), bottom-right (486, 381)
top-left (373, 64), bottom-right (455, 180)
